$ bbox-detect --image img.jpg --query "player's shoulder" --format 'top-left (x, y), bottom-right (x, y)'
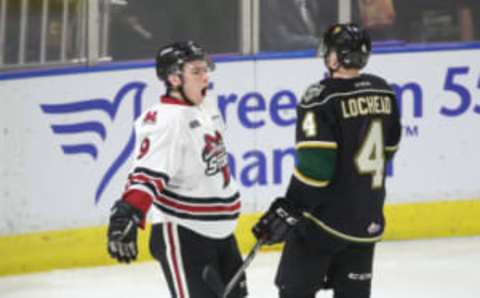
top-left (357, 73), bottom-right (394, 92)
top-left (299, 80), bottom-right (327, 106)
top-left (299, 74), bottom-right (394, 108)
top-left (299, 78), bottom-right (341, 108)
top-left (135, 102), bottom-right (185, 132)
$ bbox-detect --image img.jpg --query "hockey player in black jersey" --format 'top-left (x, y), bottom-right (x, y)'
top-left (253, 23), bottom-right (401, 298)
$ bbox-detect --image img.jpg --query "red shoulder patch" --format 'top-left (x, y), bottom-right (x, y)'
top-left (143, 111), bottom-right (157, 124)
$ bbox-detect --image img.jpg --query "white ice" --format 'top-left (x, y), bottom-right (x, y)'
top-left (1, 236), bottom-right (479, 298)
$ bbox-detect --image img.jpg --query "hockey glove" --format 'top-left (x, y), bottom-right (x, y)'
top-left (107, 200), bottom-right (143, 263)
top-left (252, 197), bottom-right (301, 245)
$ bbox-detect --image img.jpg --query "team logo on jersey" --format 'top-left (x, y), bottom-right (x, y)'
top-left (189, 119), bottom-right (201, 129)
top-left (143, 111), bottom-right (157, 124)
top-left (301, 84), bottom-right (324, 103)
top-left (202, 131), bottom-right (230, 188)
top-left (354, 80), bottom-right (371, 88)
top-left (367, 222), bottom-right (381, 234)
top-left (40, 81), bottom-right (146, 203)
top-left (347, 272), bottom-right (372, 281)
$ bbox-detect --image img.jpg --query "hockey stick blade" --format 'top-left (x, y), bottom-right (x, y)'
top-left (202, 265), bottom-right (225, 297)
top-left (203, 239), bottom-right (264, 298)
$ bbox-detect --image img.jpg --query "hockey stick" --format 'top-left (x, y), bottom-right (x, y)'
top-left (203, 239), bottom-right (264, 298)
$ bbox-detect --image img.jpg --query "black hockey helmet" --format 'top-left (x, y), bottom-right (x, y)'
top-left (319, 23), bottom-right (371, 69)
top-left (155, 41), bottom-right (214, 81)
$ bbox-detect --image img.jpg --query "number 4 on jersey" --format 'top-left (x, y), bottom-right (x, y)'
top-left (302, 112), bottom-right (317, 137)
top-left (354, 120), bottom-right (385, 189)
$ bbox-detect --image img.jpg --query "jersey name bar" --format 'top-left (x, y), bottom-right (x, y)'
top-left (341, 95), bottom-right (392, 119)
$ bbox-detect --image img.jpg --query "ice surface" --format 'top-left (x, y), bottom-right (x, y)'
top-left (1, 237), bottom-right (479, 298)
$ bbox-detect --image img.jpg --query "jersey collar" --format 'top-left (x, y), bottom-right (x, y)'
top-left (161, 95), bottom-right (193, 106)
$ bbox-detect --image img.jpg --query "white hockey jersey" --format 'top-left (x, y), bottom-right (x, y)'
top-left (124, 95), bottom-right (241, 239)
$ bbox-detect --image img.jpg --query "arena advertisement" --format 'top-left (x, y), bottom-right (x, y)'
top-left (1, 48), bottom-right (480, 236)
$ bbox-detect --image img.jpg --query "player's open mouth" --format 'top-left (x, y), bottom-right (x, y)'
top-left (201, 87), bottom-right (208, 96)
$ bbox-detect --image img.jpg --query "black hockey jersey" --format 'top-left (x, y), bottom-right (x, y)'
top-left (287, 73), bottom-right (401, 242)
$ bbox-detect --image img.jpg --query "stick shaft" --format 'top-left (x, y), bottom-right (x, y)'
top-left (223, 240), bottom-right (263, 298)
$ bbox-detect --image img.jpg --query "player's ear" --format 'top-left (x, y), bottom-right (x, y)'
top-left (167, 73), bottom-right (182, 88)
top-left (326, 52), bottom-right (339, 70)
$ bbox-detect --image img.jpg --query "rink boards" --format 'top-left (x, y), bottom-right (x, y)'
top-left (1, 45), bottom-right (480, 275)
top-left (1, 200), bottom-right (480, 276)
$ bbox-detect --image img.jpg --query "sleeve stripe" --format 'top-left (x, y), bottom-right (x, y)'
top-left (162, 189), bottom-right (240, 204)
top-left (385, 144), bottom-right (399, 152)
top-left (127, 184), bottom-right (156, 199)
top-left (296, 141), bottom-right (338, 150)
top-left (128, 181), bottom-right (158, 198)
top-left (133, 167), bottom-right (170, 183)
top-left (303, 212), bottom-right (383, 243)
top-left (129, 173), bottom-right (165, 195)
top-left (294, 168), bottom-right (330, 188)
top-left (156, 194), bottom-right (241, 213)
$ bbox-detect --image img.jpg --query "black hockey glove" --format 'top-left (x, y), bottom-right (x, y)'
top-left (252, 197), bottom-right (301, 245)
top-left (107, 200), bottom-right (143, 263)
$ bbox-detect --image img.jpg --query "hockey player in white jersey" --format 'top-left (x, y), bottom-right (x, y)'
top-left (107, 41), bottom-right (247, 298)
